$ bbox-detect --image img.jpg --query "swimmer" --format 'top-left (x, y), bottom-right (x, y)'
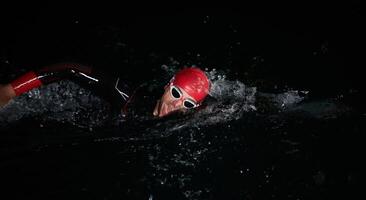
top-left (0, 63), bottom-right (210, 118)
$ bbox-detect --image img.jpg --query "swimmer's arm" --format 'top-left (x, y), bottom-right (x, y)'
top-left (0, 63), bottom-right (94, 108)
top-left (0, 63), bottom-right (131, 111)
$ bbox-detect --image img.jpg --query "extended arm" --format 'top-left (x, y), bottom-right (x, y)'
top-left (0, 63), bottom-right (131, 110)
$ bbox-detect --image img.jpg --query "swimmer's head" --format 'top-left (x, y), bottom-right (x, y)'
top-left (153, 67), bottom-right (210, 117)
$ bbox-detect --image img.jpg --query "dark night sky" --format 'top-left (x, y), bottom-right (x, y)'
top-left (1, 3), bottom-right (364, 96)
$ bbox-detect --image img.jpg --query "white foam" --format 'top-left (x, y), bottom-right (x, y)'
top-left (0, 81), bottom-right (110, 129)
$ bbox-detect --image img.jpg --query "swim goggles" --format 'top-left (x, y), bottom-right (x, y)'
top-left (170, 85), bottom-right (198, 109)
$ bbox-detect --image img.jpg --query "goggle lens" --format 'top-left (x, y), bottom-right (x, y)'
top-left (183, 100), bottom-right (196, 109)
top-left (171, 86), bottom-right (181, 99)
top-left (170, 85), bottom-right (198, 109)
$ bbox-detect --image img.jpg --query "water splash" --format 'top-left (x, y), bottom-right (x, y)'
top-left (0, 65), bottom-right (355, 200)
top-left (0, 64), bottom-right (319, 138)
top-left (0, 81), bottom-right (110, 129)
top-left (0, 64), bottom-right (312, 140)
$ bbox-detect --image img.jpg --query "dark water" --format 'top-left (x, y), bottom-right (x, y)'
top-left (1, 5), bottom-right (365, 200)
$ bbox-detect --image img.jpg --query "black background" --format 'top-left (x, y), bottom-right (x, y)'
top-left (1, 2), bottom-right (364, 94)
top-left (1, 2), bottom-right (365, 200)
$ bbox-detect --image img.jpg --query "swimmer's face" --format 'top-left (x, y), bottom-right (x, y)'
top-left (153, 84), bottom-right (198, 118)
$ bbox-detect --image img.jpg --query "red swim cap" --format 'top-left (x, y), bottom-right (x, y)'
top-left (171, 67), bottom-right (210, 103)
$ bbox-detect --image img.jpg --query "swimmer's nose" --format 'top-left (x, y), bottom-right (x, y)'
top-left (173, 99), bottom-right (183, 107)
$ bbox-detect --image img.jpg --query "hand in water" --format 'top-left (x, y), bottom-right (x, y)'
top-left (0, 84), bottom-right (15, 108)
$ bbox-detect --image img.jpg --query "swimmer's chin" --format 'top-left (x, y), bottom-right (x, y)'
top-left (153, 100), bottom-right (169, 118)
top-left (153, 105), bottom-right (171, 118)
top-left (154, 111), bottom-right (184, 119)
top-left (153, 100), bottom-right (161, 117)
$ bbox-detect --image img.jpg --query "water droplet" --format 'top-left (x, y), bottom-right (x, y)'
top-left (203, 15), bottom-right (210, 24)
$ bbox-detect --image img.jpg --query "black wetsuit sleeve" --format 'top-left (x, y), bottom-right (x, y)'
top-left (35, 63), bottom-right (132, 111)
